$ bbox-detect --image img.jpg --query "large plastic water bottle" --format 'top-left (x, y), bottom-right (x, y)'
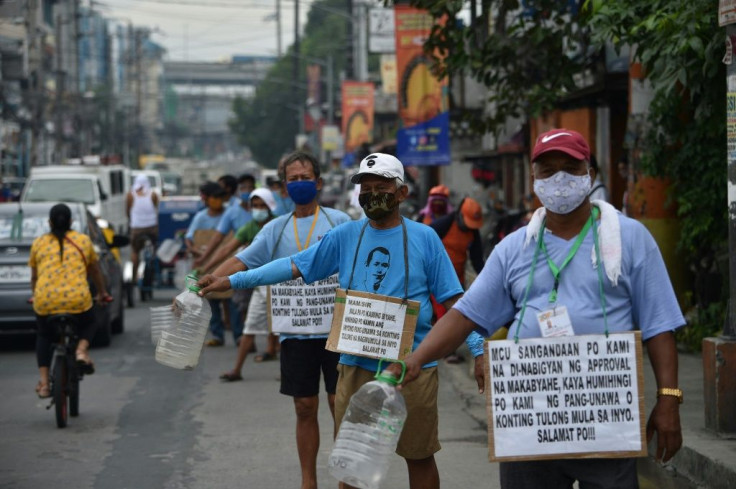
top-left (328, 360), bottom-right (407, 489)
top-left (154, 274), bottom-right (212, 370)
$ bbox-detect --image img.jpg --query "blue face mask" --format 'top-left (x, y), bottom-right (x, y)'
top-left (286, 180), bottom-right (318, 205)
top-left (240, 192), bottom-right (251, 202)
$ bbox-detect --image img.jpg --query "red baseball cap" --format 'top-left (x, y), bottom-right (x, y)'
top-left (531, 129), bottom-right (590, 162)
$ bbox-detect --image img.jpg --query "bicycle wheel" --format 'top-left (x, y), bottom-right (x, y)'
top-left (69, 358), bottom-right (80, 417)
top-left (52, 358), bottom-right (68, 428)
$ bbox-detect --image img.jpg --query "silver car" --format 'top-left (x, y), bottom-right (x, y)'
top-left (0, 202), bottom-right (128, 346)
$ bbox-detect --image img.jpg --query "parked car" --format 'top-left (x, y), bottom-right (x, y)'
top-left (0, 202), bottom-right (128, 346)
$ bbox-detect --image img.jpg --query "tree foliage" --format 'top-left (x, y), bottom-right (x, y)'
top-left (229, 0), bottom-right (351, 167)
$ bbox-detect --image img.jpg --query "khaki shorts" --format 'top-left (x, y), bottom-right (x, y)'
top-left (335, 364), bottom-right (440, 460)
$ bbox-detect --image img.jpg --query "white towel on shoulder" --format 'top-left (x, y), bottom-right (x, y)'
top-left (523, 200), bottom-right (621, 286)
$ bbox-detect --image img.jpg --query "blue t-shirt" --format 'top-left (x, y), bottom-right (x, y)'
top-left (292, 218), bottom-right (464, 373)
top-left (455, 213), bottom-right (685, 341)
top-left (217, 204), bottom-right (252, 235)
top-left (236, 207), bottom-right (351, 341)
top-left (185, 209), bottom-right (223, 240)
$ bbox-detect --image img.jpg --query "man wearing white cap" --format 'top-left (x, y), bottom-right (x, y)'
top-left (198, 152), bottom-right (480, 489)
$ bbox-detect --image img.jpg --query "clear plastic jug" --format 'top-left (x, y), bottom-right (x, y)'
top-left (149, 305), bottom-right (175, 345)
top-left (155, 273), bottom-right (212, 370)
top-left (328, 360), bottom-right (407, 489)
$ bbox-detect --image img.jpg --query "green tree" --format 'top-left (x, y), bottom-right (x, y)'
top-left (229, 0), bottom-right (351, 167)
top-left (587, 0), bottom-right (727, 348)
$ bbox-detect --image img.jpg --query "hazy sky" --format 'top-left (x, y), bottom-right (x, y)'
top-left (97, 0), bottom-right (316, 61)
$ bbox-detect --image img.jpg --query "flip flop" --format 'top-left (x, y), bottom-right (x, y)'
top-left (35, 381), bottom-right (51, 399)
top-left (219, 372), bottom-right (243, 382)
top-left (254, 353), bottom-right (277, 363)
top-left (76, 352), bottom-right (95, 375)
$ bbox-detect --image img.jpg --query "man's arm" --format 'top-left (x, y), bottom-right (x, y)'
top-left (125, 193), bottom-right (133, 219)
top-left (645, 331), bottom-right (682, 462)
top-left (392, 308), bottom-right (478, 387)
top-left (197, 258), bottom-right (302, 295)
top-left (468, 230), bottom-right (485, 274)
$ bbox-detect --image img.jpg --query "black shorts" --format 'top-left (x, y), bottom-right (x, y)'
top-left (279, 338), bottom-right (339, 398)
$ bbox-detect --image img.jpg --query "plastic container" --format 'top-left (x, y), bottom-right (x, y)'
top-left (156, 237), bottom-right (182, 264)
top-left (149, 306), bottom-right (175, 345)
top-left (328, 360), bottom-right (407, 489)
top-left (154, 274), bottom-right (212, 370)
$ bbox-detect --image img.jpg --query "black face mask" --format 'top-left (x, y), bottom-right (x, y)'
top-left (359, 191), bottom-right (398, 220)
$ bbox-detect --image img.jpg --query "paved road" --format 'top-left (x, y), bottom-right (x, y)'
top-left (0, 290), bottom-right (495, 489)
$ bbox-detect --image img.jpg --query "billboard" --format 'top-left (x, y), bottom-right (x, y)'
top-left (341, 81), bottom-right (375, 154)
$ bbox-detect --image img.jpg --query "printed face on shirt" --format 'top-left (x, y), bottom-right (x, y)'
top-left (364, 247), bottom-right (390, 292)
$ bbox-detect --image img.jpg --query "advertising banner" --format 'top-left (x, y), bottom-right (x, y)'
top-left (394, 5), bottom-right (450, 166)
top-left (341, 81), bottom-right (375, 154)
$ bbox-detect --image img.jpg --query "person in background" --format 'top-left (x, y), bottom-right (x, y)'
top-left (218, 174), bottom-right (239, 207)
top-left (392, 129), bottom-right (684, 489)
top-left (271, 157), bottom-right (296, 216)
top-left (417, 184), bottom-right (452, 225)
top-left (429, 197), bottom-right (486, 364)
top-left (197, 151), bottom-right (350, 489)
top-left (185, 182), bottom-right (227, 259)
top-left (127, 174), bottom-right (159, 285)
top-left (197, 153), bottom-right (485, 489)
top-left (215, 188), bottom-right (281, 382)
top-left (618, 154), bottom-right (631, 216)
top-left (588, 155), bottom-right (609, 202)
top-left (30, 204), bottom-right (111, 398)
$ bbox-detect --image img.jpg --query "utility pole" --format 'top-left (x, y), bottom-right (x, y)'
top-left (294, 0), bottom-right (303, 135)
top-left (346, 0), bottom-right (354, 78)
top-left (704, 13), bottom-right (736, 435)
top-left (54, 13), bottom-right (65, 164)
top-left (135, 28), bottom-right (143, 167)
top-left (276, 0), bottom-right (282, 57)
top-left (24, 0), bottom-right (41, 170)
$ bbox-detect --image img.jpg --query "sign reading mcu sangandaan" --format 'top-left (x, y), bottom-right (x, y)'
top-left (484, 332), bottom-right (646, 462)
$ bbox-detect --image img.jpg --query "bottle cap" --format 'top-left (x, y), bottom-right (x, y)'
top-left (375, 358), bottom-right (406, 385)
top-left (185, 273), bottom-right (201, 293)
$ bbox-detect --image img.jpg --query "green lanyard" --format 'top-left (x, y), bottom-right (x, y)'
top-left (513, 207), bottom-right (608, 343)
top-left (541, 213), bottom-right (594, 304)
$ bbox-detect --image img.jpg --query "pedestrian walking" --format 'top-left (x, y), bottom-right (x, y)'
top-left (391, 129), bottom-right (685, 489)
top-left (417, 184), bottom-right (452, 225)
top-left (197, 152), bottom-right (484, 489)
top-left (197, 151), bottom-right (350, 489)
top-left (127, 174), bottom-right (159, 285)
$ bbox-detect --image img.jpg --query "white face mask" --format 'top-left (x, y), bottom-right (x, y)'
top-left (251, 208), bottom-right (270, 223)
top-left (533, 171), bottom-right (591, 214)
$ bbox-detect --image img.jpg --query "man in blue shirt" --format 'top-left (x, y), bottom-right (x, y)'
top-left (197, 152), bottom-right (350, 489)
top-left (198, 153), bottom-right (483, 489)
top-left (391, 129), bottom-right (685, 489)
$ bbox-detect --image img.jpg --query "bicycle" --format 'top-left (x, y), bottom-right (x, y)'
top-left (44, 296), bottom-right (113, 428)
top-left (45, 313), bottom-right (83, 428)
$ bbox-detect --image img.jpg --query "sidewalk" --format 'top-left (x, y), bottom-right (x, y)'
top-left (442, 345), bottom-right (736, 489)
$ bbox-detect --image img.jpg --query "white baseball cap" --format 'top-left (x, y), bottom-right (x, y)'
top-left (249, 187), bottom-right (277, 211)
top-left (350, 153), bottom-right (404, 184)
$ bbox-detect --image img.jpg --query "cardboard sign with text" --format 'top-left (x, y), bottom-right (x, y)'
top-left (326, 288), bottom-right (418, 360)
top-left (484, 331), bottom-right (646, 462)
top-left (193, 229), bottom-right (233, 299)
top-left (267, 275), bottom-right (339, 334)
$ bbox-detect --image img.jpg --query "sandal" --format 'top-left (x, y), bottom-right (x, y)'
top-left (254, 353), bottom-right (277, 363)
top-left (76, 351), bottom-right (95, 375)
top-left (36, 381), bottom-right (51, 399)
top-left (219, 371), bottom-right (243, 382)
top-left (206, 339), bottom-right (224, 347)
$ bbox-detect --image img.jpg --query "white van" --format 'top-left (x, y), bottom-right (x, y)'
top-left (21, 164), bottom-right (130, 234)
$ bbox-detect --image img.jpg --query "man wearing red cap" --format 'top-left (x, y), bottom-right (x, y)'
top-left (391, 129), bottom-right (685, 488)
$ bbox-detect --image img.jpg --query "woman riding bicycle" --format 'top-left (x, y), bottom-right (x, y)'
top-left (29, 204), bottom-right (111, 398)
